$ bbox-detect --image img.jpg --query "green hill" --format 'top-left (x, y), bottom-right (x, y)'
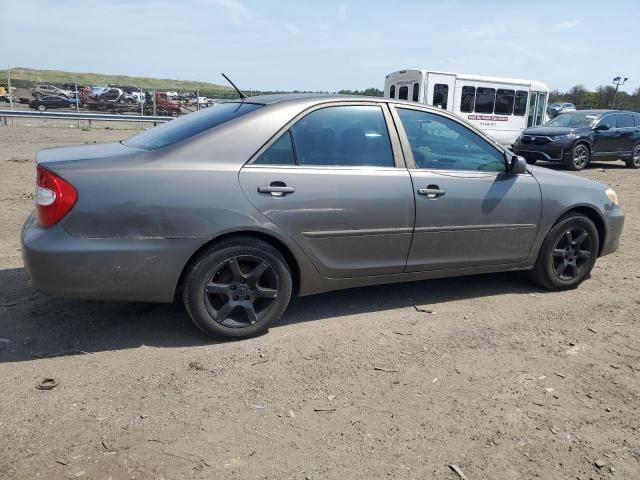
top-left (0, 67), bottom-right (236, 97)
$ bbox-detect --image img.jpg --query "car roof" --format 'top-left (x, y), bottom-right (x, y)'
top-left (230, 93), bottom-right (392, 106)
top-left (559, 109), bottom-right (630, 116)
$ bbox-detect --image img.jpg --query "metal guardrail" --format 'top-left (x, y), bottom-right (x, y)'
top-left (0, 109), bottom-right (174, 123)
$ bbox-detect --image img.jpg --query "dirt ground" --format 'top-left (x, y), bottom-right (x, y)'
top-left (0, 125), bottom-right (639, 480)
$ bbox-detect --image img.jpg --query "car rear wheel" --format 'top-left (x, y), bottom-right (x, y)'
top-left (567, 144), bottom-right (590, 171)
top-left (182, 237), bottom-right (292, 338)
top-left (528, 213), bottom-right (598, 291)
top-left (625, 143), bottom-right (640, 169)
top-left (37, 104), bottom-right (46, 112)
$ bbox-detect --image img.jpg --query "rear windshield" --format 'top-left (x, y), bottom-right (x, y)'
top-left (545, 112), bottom-right (599, 128)
top-left (124, 102), bottom-right (262, 150)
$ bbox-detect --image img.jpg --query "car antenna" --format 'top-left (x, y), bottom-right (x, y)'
top-left (221, 73), bottom-right (247, 99)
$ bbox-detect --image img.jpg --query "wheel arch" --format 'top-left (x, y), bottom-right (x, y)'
top-left (174, 229), bottom-right (302, 301)
top-left (571, 138), bottom-right (592, 154)
top-left (556, 205), bottom-right (606, 256)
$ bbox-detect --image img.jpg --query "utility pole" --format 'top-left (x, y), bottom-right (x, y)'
top-left (611, 76), bottom-right (628, 109)
top-left (7, 65), bottom-right (13, 111)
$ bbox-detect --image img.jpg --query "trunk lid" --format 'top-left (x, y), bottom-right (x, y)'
top-left (36, 141), bottom-right (138, 167)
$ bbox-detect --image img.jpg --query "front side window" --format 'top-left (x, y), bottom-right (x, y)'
top-left (432, 84), bottom-right (449, 109)
top-left (514, 91), bottom-right (528, 116)
top-left (475, 87), bottom-right (496, 114)
top-left (597, 114), bottom-right (617, 129)
top-left (396, 108), bottom-right (506, 172)
top-left (398, 86), bottom-right (409, 100)
top-left (389, 85), bottom-right (395, 99)
top-left (617, 113), bottom-right (635, 128)
top-left (254, 130), bottom-right (296, 165)
top-left (494, 89), bottom-right (515, 115)
top-left (412, 83), bottom-right (419, 102)
top-left (124, 102), bottom-right (262, 150)
top-left (291, 106), bottom-right (394, 167)
top-left (460, 86), bottom-right (475, 113)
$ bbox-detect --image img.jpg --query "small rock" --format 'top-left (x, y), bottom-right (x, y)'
top-left (140, 414), bottom-right (148, 419)
top-left (55, 459), bottom-right (68, 466)
top-left (327, 395), bottom-right (335, 402)
top-left (605, 407), bottom-right (612, 412)
top-left (595, 459), bottom-right (606, 469)
top-left (289, 410), bottom-right (295, 418)
top-left (545, 388), bottom-right (554, 393)
top-left (538, 375), bottom-right (547, 380)
top-left (587, 327), bottom-right (598, 333)
top-left (74, 472), bottom-right (86, 478)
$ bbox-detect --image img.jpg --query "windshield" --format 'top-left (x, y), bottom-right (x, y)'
top-left (124, 102), bottom-right (262, 150)
top-left (545, 112), bottom-right (599, 128)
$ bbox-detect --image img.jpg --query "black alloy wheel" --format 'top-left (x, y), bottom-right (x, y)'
top-left (551, 227), bottom-right (593, 281)
top-left (625, 143), bottom-right (640, 169)
top-left (183, 237), bottom-right (292, 338)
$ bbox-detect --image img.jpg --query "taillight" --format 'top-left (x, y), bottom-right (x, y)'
top-left (36, 165), bottom-right (77, 227)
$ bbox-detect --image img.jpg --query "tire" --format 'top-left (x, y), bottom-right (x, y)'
top-left (528, 213), bottom-right (599, 291)
top-left (625, 143), bottom-right (640, 169)
top-left (525, 158), bottom-right (537, 165)
top-left (182, 237), bottom-right (292, 339)
top-left (37, 104), bottom-right (46, 112)
top-left (567, 143), bottom-right (590, 171)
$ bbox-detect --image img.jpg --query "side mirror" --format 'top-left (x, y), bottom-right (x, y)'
top-left (509, 155), bottom-right (528, 174)
top-left (595, 123), bottom-right (610, 131)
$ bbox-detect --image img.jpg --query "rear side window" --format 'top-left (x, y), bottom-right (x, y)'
top-left (398, 86), bottom-right (409, 100)
top-left (412, 83), bottom-right (419, 102)
top-left (254, 130), bottom-right (296, 165)
top-left (460, 86), bottom-right (475, 113)
top-left (433, 84), bottom-right (449, 109)
top-left (514, 91), bottom-right (528, 116)
top-left (474, 87), bottom-right (496, 114)
top-left (291, 106), bottom-right (394, 167)
top-left (617, 113), bottom-right (635, 128)
top-left (598, 114), bottom-right (617, 129)
top-left (124, 102), bottom-right (262, 150)
top-left (494, 89), bottom-right (515, 115)
top-left (389, 85), bottom-right (395, 98)
top-left (635, 114), bottom-right (640, 126)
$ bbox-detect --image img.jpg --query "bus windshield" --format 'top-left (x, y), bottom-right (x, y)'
top-left (545, 112), bottom-right (599, 128)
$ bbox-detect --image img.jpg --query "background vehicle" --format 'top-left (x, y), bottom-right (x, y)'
top-left (22, 95), bottom-right (623, 339)
top-left (29, 95), bottom-right (77, 111)
top-left (513, 110), bottom-right (640, 170)
top-left (547, 102), bottom-right (576, 118)
top-left (384, 69), bottom-right (549, 146)
top-left (31, 85), bottom-right (72, 98)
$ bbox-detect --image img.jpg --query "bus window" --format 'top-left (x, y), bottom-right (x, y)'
top-left (433, 84), bottom-right (449, 109)
top-left (399, 86), bottom-right (409, 100)
top-left (412, 83), bottom-right (419, 102)
top-left (514, 91), bottom-right (528, 116)
top-left (527, 93), bottom-right (536, 127)
top-left (475, 87), bottom-right (496, 114)
top-left (390, 85), bottom-right (396, 99)
top-left (535, 92), bottom-right (546, 125)
top-left (460, 86), bottom-right (475, 112)
top-left (495, 89), bottom-right (515, 115)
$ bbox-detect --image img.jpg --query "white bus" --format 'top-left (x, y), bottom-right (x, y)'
top-left (384, 69), bottom-right (549, 146)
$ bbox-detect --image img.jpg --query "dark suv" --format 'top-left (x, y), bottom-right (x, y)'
top-left (513, 110), bottom-right (640, 170)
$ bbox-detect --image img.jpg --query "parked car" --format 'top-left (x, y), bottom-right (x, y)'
top-left (513, 110), bottom-right (640, 170)
top-left (547, 102), bottom-right (576, 118)
top-left (31, 85), bottom-right (72, 99)
top-left (22, 95), bottom-right (624, 339)
top-left (29, 95), bottom-right (77, 111)
top-left (88, 86), bottom-right (108, 98)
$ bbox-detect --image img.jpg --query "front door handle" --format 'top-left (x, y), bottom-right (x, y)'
top-left (258, 183), bottom-right (295, 196)
top-left (417, 186), bottom-right (446, 198)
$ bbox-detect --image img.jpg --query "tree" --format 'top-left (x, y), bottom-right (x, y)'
top-left (568, 84), bottom-right (587, 108)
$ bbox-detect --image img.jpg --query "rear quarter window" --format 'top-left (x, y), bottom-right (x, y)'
top-left (124, 102), bottom-right (262, 150)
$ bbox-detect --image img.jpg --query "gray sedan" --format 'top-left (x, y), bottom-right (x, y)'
top-left (22, 94), bottom-right (625, 338)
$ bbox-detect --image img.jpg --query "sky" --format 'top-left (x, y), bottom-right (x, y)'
top-left (1, 0), bottom-right (638, 94)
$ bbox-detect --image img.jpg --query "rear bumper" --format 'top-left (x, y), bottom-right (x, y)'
top-left (21, 213), bottom-right (203, 303)
top-left (601, 207), bottom-right (625, 257)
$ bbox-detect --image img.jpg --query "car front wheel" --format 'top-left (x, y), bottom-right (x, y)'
top-left (625, 143), bottom-right (640, 169)
top-left (528, 213), bottom-right (598, 291)
top-left (567, 143), bottom-right (590, 171)
top-left (37, 105), bottom-right (46, 112)
top-left (182, 237), bottom-right (292, 338)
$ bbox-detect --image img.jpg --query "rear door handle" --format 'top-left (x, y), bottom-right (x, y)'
top-left (417, 186), bottom-right (446, 198)
top-left (257, 184), bottom-right (295, 196)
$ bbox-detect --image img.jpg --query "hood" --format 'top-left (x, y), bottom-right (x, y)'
top-left (36, 141), bottom-right (139, 167)
top-left (529, 164), bottom-right (606, 191)
top-left (522, 126), bottom-right (576, 136)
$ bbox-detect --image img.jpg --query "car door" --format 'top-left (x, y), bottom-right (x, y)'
top-left (592, 113), bottom-right (618, 158)
top-left (391, 105), bottom-right (542, 272)
top-left (239, 103), bottom-right (415, 278)
top-left (615, 113), bottom-right (637, 155)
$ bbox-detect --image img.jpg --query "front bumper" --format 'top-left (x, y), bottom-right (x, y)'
top-left (21, 213), bottom-right (203, 303)
top-left (600, 206), bottom-right (625, 257)
top-left (513, 140), bottom-right (573, 162)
